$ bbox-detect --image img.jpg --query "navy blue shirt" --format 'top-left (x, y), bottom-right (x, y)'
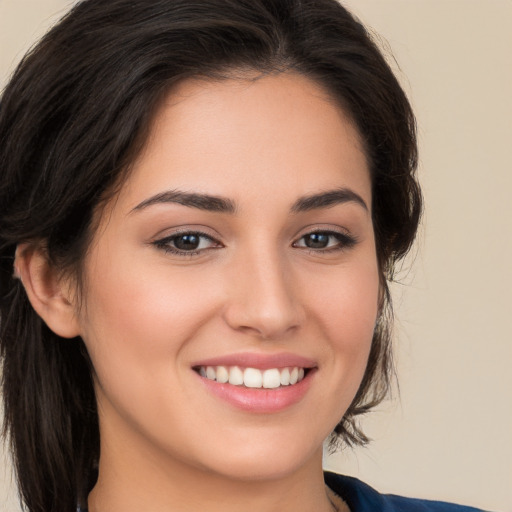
top-left (78, 472), bottom-right (490, 511)
top-left (324, 472), bottom-right (490, 512)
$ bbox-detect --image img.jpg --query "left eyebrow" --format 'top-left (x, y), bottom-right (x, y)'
top-left (291, 188), bottom-right (369, 213)
top-left (130, 190), bottom-right (237, 214)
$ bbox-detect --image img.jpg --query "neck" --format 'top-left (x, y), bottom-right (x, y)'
top-left (88, 443), bottom-right (339, 512)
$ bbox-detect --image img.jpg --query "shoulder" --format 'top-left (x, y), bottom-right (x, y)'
top-left (324, 472), bottom-right (490, 512)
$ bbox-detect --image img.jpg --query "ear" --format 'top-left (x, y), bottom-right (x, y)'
top-left (15, 243), bottom-right (81, 339)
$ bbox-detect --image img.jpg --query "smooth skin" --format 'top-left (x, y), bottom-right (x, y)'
top-left (18, 73), bottom-right (379, 512)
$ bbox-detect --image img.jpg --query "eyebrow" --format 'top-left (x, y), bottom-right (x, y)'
top-left (290, 188), bottom-right (368, 213)
top-left (131, 187), bottom-right (368, 214)
top-left (131, 190), bottom-right (237, 214)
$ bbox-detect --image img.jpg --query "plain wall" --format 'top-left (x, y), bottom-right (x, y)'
top-left (1, 1), bottom-right (511, 511)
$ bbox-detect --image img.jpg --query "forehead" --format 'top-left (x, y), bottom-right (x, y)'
top-left (113, 72), bottom-right (371, 215)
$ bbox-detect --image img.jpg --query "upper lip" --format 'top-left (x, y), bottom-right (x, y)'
top-left (192, 352), bottom-right (317, 370)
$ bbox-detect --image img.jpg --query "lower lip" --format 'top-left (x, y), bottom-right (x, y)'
top-left (196, 370), bottom-right (315, 413)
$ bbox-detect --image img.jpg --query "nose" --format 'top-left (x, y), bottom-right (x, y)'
top-left (222, 249), bottom-right (304, 340)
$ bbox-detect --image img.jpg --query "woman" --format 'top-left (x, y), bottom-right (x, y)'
top-left (0, 1), bottom-right (490, 511)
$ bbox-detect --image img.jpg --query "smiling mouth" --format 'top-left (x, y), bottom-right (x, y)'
top-left (194, 365), bottom-right (309, 389)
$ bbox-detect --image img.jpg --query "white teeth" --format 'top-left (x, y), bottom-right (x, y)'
top-left (198, 365), bottom-right (307, 388)
top-left (262, 369), bottom-right (281, 389)
top-left (216, 365), bottom-right (229, 383)
top-left (244, 368), bottom-right (262, 388)
top-left (228, 366), bottom-right (244, 386)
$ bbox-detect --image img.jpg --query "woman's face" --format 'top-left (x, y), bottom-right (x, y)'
top-left (76, 73), bottom-right (379, 481)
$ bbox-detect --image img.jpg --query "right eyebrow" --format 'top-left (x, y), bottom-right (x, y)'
top-left (130, 190), bottom-right (237, 214)
top-left (290, 187), bottom-right (369, 213)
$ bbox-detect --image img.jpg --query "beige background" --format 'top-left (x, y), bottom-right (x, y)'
top-left (1, 1), bottom-right (511, 511)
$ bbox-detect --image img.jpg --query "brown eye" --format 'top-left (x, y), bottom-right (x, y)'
top-left (303, 233), bottom-right (330, 249)
top-left (153, 231), bottom-right (221, 255)
top-left (293, 231), bottom-right (357, 252)
top-left (173, 234), bottom-right (201, 251)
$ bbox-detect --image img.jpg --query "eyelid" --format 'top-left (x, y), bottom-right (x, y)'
top-left (150, 225), bottom-right (221, 241)
top-left (292, 224), bottom-right (354, 241)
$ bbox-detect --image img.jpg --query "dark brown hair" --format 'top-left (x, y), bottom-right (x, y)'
top-left (0, 1), bottom-right (421, 510)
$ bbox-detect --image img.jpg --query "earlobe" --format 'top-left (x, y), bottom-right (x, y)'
top-left (15, 244), bottom-right (81, 339)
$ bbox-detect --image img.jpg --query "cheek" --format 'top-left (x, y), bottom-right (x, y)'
top-left (309, 259), bottom-right (380, 339)
top-left (82, 246), bottom-right (235, 379)
top-left (79, 251), bottom-right (221, 376)
top-left (304, 257), bottom-right (379, 389)
top-left (77, 254), bottom-right (226, 439)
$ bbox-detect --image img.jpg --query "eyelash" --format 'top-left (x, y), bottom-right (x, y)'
top-left (152, 229), bottom-right (357, 257)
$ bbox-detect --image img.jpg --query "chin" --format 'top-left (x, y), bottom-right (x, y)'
top-left (191, 428), bottom-right (325, 483)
